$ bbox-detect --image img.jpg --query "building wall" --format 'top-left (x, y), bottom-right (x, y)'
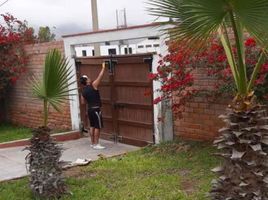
top-left (173, 68), bottom-right (229, 141)
top-left (6, 41), bottom-right (72, 130)
top-left (75, 38), bottom-right (160, 57)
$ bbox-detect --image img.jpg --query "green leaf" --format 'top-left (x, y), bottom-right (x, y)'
top-left (232, 0), bottom-right (268, 49)
top-left (247, 51), bottom-right (266, 92)
top-left (218, 26), bottom-right (240, 91)
top-left (30, 49), bottom-right (75, 127)
top-left (148, 0), bottom-right (228, 48)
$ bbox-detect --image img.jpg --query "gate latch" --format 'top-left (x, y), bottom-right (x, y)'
top-left (104, 56), bottom-right (118, 74)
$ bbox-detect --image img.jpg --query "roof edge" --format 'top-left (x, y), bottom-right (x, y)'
top-left (62, 23), bottom-right (161, 38)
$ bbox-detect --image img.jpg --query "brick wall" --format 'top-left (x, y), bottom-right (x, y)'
top-left (174, 68), bottom-right (230, 141)
top-left (6, 41), bottom-right (72, 130)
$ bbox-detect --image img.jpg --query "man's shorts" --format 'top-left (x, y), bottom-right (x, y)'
top-left (88, 107), bottom-right (103, 129)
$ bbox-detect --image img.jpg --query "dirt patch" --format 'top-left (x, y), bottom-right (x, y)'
top-left (150, 142), bottom-right (191, 155)
top-left (179, 169), bottom-right (191, 177)
top-left (64, 167), bottom-right (84, 177)
top-left (64, 167), bottom-right (97, 179)
top-left (180, 177), bottom-right (198, 195)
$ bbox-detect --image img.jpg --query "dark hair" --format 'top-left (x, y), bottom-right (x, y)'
top-left (80, 77), bottom-right (87, 86)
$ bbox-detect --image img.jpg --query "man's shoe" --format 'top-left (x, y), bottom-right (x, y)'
top-left (93, 144), bottom-right (106, 150)
top-left (82, 128), bottom-right (88, 133)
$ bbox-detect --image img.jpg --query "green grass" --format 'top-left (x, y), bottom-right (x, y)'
top-left (0, 141), bottom-right (220, 200)
top-left (0, 123), bottom-right (32, 143)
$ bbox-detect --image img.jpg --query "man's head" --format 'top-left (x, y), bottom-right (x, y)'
top-left (80, 75), bottom-right (91, 86)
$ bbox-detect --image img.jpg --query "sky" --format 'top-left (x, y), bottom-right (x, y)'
top-left (0, 0), bottom-right (157, 37)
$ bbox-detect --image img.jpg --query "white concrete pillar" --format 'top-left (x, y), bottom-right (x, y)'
top-left (152, 35), bottom-right (174, 144)
top-left (64, 43), bottom-right (81, 130)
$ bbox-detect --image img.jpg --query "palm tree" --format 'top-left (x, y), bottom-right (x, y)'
top-left (148, 0), bottom-right (268, 199)
top-left (26, 49), bottom-right (74, 199)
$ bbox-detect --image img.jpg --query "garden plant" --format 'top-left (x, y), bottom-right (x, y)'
top-left (26, 49), bottom-right (74, 199)
top-left (0, 13), bottom-right (34, 99)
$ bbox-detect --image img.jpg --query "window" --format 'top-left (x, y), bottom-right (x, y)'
top-left (145, 45), bottom-right (152, 48)
top-left (129, 48), bottom-right (133, 54)
top-left (108, 48), bottom-right (117, 55)
top-left (124, 47), bottom-right (133, 54)
top-left (92, 50), bottom-right (95, 56)
top-left (153, 44), bottom-right (160, 47)
top-left (82, 50), bottom-right (87, 57)
top-left (148, 36), bottom-right (160, 40)
top-left (137, 45), bottom-right (144, 49)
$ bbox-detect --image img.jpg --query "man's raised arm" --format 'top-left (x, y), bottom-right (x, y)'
top-left (92, 62), bottom-right (106, 90)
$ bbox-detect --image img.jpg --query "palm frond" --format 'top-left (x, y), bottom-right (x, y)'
top-left (232, 0), bottom-right (268, 49)
top-left (31, 49), bottom-right (74, 126)
top-left (148, 0), bottom-right (228, 48)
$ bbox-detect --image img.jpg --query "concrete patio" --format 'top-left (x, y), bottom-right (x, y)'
top-left (0, 138), bottom-right (139, 182)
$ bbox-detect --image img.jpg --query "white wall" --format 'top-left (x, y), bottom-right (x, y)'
top-left (75, 38), bottom-right (160, 57)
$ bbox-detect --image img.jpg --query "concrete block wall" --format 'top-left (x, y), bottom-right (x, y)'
top-left (6, 41), bottom-right (72, 130)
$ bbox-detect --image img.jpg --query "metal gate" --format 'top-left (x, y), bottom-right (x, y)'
top-left (75, 54), bottom-right (154, 146)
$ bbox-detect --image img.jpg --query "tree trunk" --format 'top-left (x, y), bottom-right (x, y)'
top-left (25, 126), bottom-right (68, 199)
top-left (210, 105), bottom-right (268, 199)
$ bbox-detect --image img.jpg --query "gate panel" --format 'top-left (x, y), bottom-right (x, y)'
top-left (113, 56), bottom-right (154, 146)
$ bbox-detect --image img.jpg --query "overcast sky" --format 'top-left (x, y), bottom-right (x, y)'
top-left (0, 0), bottom-right (157, 37)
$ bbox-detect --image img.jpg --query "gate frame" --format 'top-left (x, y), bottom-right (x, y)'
top-left (76, 53), bottom-right (155, 146)
top-left (62, 23), bottom-right (173, 144)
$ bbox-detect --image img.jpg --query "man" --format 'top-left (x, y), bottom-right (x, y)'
top-left (80, 62), bottom-right (106, 150)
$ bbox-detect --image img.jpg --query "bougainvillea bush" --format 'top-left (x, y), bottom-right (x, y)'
top-left (148, 41), bottom-right (196, 118)
top-left (0, 13), bottom-right (35, 99)
top-left (149, 37), bottom-right (268, 118)
top-left (200, 37), bottom-right (268, 102)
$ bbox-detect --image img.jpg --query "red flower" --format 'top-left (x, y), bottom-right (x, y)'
top-left (153, 97), bottom-right (162, 104)
top-left (245, 38), bottom-right (256, 47)
top-left (148, 73), bottom-right (158, 80)
top-left (255, 75), bottom-right (265, 85)
top-left (217, 55), bottom-right (226, 62)
top-left (261, 63), bottom-right (268, 73)
top-left (222, 68), bottom-right (232, 78)
top-left (10, 76), bottom-right (18, 84)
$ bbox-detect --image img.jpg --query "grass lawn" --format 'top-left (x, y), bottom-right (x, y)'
top-left (0, 123), bottom-right (32, 143)
top-left (0, 141), bottom-right (220, 200)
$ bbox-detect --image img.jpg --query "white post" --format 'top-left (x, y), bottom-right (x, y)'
top-left (152, 54), bottom-right (162, 144)
top-left (64, 43), bottom-right (81, 130)
top-left (152, 34), bottom-right (174, 144)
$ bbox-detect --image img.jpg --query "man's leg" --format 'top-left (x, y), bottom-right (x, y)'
top-left (93, 128), bottom-right (105, 149)
top-left (90, 127), bottom-right (95, 145)
top-left (92, 109), bottom-right (105, 149)
top-left (94, 128), bottom-right (100, 145)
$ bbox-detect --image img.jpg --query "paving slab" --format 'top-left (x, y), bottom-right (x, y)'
top-left (0, 138), bottom-right (139, 182)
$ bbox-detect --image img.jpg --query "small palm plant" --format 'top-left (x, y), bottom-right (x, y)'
top-left (26, 49), bottom-right (74, 199)
top-left (148, 0), bottom-right (268, 199)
